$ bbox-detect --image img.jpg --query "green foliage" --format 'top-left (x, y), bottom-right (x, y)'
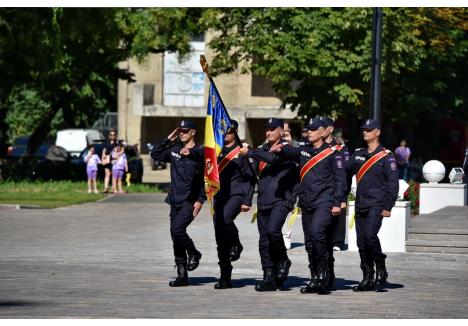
top-left (203, 8), bottom-right (468, 121)
top-left (0, 8), bottom-right (204, 156)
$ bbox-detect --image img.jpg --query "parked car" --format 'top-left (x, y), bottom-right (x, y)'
top-left (7, 136), bottom-right (51, 159)
top-left (70, 142), bottom-right (143, 183)
top-left (4, 136), bottom-right (71, 181)
top-left (56, 129), bottom-right (104, 157)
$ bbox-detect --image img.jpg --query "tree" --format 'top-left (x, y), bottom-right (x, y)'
top-left (203, 8), bottom-right (468, 124)
top-left (0, 8), bottom-right (204, 158)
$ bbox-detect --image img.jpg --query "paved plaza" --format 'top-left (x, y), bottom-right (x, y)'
top-left (0, 193), bottom-right (467, 318)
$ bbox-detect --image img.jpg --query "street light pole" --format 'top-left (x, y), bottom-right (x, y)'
top-left (370, 7), bottom-right (383, 122)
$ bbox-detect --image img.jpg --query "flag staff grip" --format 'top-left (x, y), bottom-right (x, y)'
top-left (200, 54), bottom-right (258, 182)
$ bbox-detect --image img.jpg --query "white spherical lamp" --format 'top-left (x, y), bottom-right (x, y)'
top-left (423, 160), bottom-right (446, 183)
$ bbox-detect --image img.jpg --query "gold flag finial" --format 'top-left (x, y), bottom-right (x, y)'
top-left (200, 54), bottom-right (210, 76)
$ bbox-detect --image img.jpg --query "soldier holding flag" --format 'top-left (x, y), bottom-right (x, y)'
top-left (212, 120), bottom-right (256, 289)
top-left (150, 119), bottom-right (206, 287)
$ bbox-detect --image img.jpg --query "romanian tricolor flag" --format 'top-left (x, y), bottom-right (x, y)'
top-left (204, 83), bottom-right (232, 200)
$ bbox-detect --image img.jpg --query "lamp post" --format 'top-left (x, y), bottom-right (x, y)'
top-left (369, 7), bottom-right (383, 122)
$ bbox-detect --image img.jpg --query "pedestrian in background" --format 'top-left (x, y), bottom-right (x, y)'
top-left (395, 139), bottom-right (411, 181)
top-left (85, 145), bottom-right (101, 194)
top-left (101, 129), bottom-right (118, 193)
top-left (111, 142), bottom-right (128, 194)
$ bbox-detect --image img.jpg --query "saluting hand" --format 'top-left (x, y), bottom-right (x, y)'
top-left (331, 206), bottom-right (341, 216)
top-left (167, 128), bottom-right (180, 142)
top-left (240, 204), bottom-right (250, 212)
top-left (193, 201), bottom-right (202, 218)
top-left (381, 210), bottom-right (391, 218)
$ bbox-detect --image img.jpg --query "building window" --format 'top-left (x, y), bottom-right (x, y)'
top-left (143, 84), bottom-right (155, 105)
top-left (251, 74), bottom-right (276, 97)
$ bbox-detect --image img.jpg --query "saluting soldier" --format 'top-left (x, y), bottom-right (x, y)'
top-left (151, 120), bottom-right (206, 287)
top-left (320, 116), bottom-right (351, 289)
top-left (265, 117), bottom-right (347, 294)
top-left (239, 117), bottom-right (298, 291)
top-left (346, 119), bottom-right (399, 291)
top-left (213, 120), bottom-right (256, 289)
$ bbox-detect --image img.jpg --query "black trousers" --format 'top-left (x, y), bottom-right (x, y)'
top-left (169, 201), bottom-right (196, 265)
top-left (257, 204), bottom-right (290, 269)
top-left (302, 206), bottom-right (332, 271)
top-left (355, 207), bottom-right (387, 271)
top-left (213, 195), bottom-right (243, 267)
top-left (326, 207), bottom-right (347, 271)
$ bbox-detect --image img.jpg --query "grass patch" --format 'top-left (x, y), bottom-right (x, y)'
top-left (0, 180), bottom-right (161, 208)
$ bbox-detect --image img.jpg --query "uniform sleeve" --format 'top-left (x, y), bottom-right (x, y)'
top-left (344, 152), bottom-right (358, 201)
top-left (332, 152), bottom-right (347, 207)
top-left (196, 146), bottom-right (206, 204)
top-left (341, 146), bottom-right (351, 202)
top-left (150, 138), bottom-right (173, 163)
top-left (239, 157), bottom-right (256, 207)
top-left (247, 148), bottom-right (282, 165)
top-left (383, 155), bottom-right (400, 211)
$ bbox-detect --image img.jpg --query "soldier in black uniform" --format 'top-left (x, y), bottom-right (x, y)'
top-left (320, 116), bottom-right (351, 289)
top-left (346, 119), bottom-right (399, 291)
top-left (239, 117), bottom-right (298, 291)
top-left (213, 120), bottom-right (256, 289)
top-left (265, 118), bottom-right (346, 294)
top-left (150, 120), bottom-right (206, 287)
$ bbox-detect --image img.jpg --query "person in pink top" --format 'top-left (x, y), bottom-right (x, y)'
top-left (395, 139), bottom-right (411, 181)
top-left (85, 145), bottom-right (101, 194)
top-left (111, 143), bottom-right (128, 193)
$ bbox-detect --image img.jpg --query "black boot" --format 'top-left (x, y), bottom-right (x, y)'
top-left (375, 260), bottom-right (388, 286)
top-left (353, 265), bottom-right (375, 292)
top-left (275, 258), bottom-right (292, 285)
top-left (255, 268), bottom-right (277, 292)
top-left (300, 268), bottom-right (319, 294)
top-left (187, 248), bottom-right (202, 271)
top-left (169, 264), bottom-right (189, 287)
top-left (214, 265), bottom-right (233, 289)
top-left (229, 242), bottom-right (243, 262)
top-left (317, 259), bottom-right (330, 294)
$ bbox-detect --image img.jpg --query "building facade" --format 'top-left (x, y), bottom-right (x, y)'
top-left (117, 33), bottom-right (300, 156)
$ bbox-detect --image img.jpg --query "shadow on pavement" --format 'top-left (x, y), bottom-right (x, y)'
top-left (0, 300), bottom-right (45, 308)
top-left (374, 282), bottom-right (405, 292)
top-left (290, 242), bottom-right (304, 249)
top-left (186, 276), bottom-right (218, 286)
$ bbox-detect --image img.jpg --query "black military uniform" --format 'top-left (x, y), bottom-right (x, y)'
top-left (272, 118), bottom-right (346, 293)
top-left (246, 118), bottom-right (298, 291)
top-left (150, 120), bottom-right (206, 287)
top-left (213, 120), bottom-right (256, 289)
top-left (346, 119), bottom-right (399, 291)
top-left (320, 116), bottom-right (351, 289)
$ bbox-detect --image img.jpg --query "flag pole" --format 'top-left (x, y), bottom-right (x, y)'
top-left (199, 55), bottom-right (258, 181)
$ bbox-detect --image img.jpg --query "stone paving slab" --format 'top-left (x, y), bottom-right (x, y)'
top-left (0, 194), bottom-right (467, 318)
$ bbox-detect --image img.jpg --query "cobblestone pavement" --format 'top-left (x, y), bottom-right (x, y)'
top-left (0, 194), bottom-right (467, 318)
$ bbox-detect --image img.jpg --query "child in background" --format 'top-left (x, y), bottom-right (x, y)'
top-left (111, 143), bottom-right (128, 193)
top-left (85, 145), bottom-right (101, 194)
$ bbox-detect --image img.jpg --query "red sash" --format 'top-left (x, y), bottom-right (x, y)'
top-left (218, 146), bottom-right (241, 174)
top-left (258, 161), bottom-right (268, 175)
top-left (299, 147), bottom-right (335, 181)
top-left (356, 150), bottom-right (388, 183)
